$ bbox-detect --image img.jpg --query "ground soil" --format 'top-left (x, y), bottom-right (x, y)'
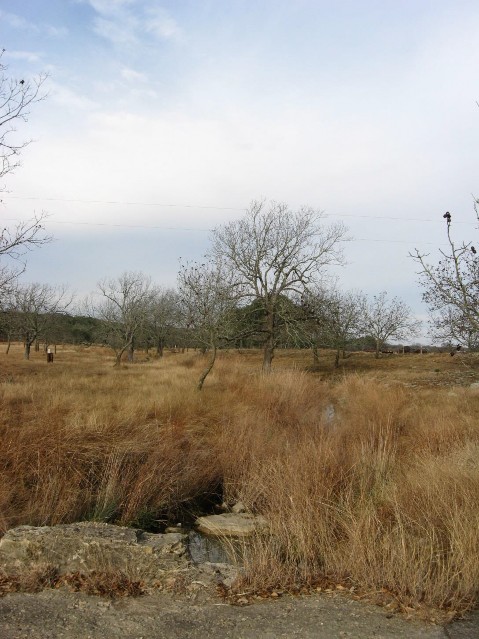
top-left (0, 589), bottom-right (478, 639)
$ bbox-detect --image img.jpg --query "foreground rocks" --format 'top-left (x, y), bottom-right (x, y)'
top-left (0, 522), bottom-right (237, 590)
top-left (1, 523), bottom-right (478, 638)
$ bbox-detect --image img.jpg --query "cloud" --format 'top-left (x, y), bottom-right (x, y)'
top-left (144, 7), bottom-right (183, 41)
top-left (49, 82), bottom-right (98, 111)
top-left (93, 16), bottom-right (139, 45)
top-left (121, 67), bottom-right (148, 82)
top-left (86, 1), bottom-right (182, 45)
top-left (4, 50), bottom-right (42, 63)
top-left (0, 10), bottom-right (31, 29)
top-left (87, 0), bottom-right (135, 15)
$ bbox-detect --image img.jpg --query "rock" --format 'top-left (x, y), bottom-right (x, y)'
top-left (469, 382), bottom-right (479, 391)
top-left (0, 522), bottom-right (188, 584)
top-left (231, 501), bottom-right (247, 514)
top-left (195, 513), bottom-right (268, 537)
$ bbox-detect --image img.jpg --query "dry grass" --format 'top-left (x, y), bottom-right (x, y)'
top-left (1, 343), bottom-right (479, 616)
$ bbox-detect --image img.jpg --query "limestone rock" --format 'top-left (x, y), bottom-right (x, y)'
top-left (0, 522), bottom-right (188, 583)
top-left (195, 513), bottom-right (268, 537)
top-left (231, 501), bottom-right (247, 514)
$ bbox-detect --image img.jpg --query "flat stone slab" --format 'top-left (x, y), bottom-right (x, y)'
top-left (195, 513), bottom-right (268, 537)
top-left (0, 522), bottom-right (188, 583)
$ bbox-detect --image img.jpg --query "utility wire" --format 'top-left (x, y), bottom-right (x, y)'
top-left (0, 216), bottom-right (449, 246)
top-left (1, 194), bottom-right (476, 225)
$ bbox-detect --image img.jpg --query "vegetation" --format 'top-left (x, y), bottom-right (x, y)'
top-left (1, 344), bottom-right (479, 620)
top-left (413, 209), bottom-right (479, 349)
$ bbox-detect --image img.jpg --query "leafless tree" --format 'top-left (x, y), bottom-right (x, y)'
top-left (146, 287), bottom-right (181, 357)
top-left (412, 209), bottom-right (479, 348)
top-left (0, 49), bottom-right (48, 184)
top-left (303, 286), bottom-right (366, 367)
top-left (211, 200), bottom-right (348, 372)
top-left (0, 286), bottom-right (16, 353)
top-left (178, 259), bottom-right (240, 390)
top-left (12, 282), bottom-right (72, 359)
top-left (364, 291), bottom-right (420, 358)
top-left (0, 52), bottom-right (50, 293)
top-left (94, 272), bottom-right (153, 366)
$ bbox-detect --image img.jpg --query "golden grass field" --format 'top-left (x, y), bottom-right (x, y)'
top-left (1, 343), bottom-right (479, 619)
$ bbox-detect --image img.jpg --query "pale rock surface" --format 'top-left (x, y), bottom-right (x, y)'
top-left (0, 522), bottom-right (188, 583)
top-left (195, 513), bottom-right (268, 537)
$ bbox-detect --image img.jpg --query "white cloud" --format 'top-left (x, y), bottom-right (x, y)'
top-left (44, 25), bottom-right (69, 38)
top-left (120, 67), bottom-right (147, 82)
top-left (4, 50), bottom-right (42, 63)
top-left (86, 1), bottom-right (183, 45)
top-left (93, 16), bottom-right (138, 45)
top-left (145, 7), bottom-right (183, 41)
top-left (49, 82), bottom-right (98, 111)
top-left (0, 10), bottom-right (68, 37)
top-left (0, 10), bottom-right (31, 29)
top-left (87, 0), bottom-right (135, 16)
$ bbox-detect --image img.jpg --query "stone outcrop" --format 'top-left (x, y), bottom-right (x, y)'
top-left (0, 522), bottom-right (188, 584)
top-left (195, 513), bottom-right (268, 537)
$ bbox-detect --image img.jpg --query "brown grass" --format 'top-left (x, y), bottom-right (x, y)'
top-left (1, 343), bottom-right (479, 616)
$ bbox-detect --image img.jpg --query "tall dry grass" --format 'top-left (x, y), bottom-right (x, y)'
top-left (1, 344), bottom-right (479, 615)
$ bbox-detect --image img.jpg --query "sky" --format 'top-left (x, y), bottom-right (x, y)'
top-left (1, 0), bottom-right (479, 338)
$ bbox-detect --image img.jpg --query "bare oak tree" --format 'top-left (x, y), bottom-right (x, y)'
top-left (412, 210), bottom-right (479, 348)
top-left (364, 291), bottom-right (420, 358)
top-left (12, 282), bottom-right (72, 359)
top-left (146, 287), bottom-right (181, 357)
top-left (178, 260), bottom-right (240, 390)
top-left (94, 272), bottom-right (153, 366)
top-left (212, 200), bottom-right (347, 372)
top-left (303, 286), bottom-right (366, 367)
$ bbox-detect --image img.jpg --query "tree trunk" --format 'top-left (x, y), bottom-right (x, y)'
top-left (5, 336), bottom-right (11, 354)
top-left (156, 338), bottom-right (164, 357)
top-left (262, 308), bottom-right (275, 373)
top-left (312, 345), bottom-right (319, 366)
top-left (35, 340), bottom-right (40, 352)
top-left (334, 348), bottom-right (340, 368)
top-left (197, 343), bottom-right (217, 391)
top-left (127, 338), bottom-right (135, 363)
top-left (375, 339), bottom-right (380, 359)
top-left (24, 342), bottom-right (31, 360)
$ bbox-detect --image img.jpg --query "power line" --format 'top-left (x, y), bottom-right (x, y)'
top-left (1, 216), bottom-right (449, 246)
top-left (1, 194), bottom-right (476, 225)
top-left (2, 195), bottom-right (244, 212)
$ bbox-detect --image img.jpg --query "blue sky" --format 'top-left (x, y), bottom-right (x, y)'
top-left (1, 0), bottom-right (479, 336)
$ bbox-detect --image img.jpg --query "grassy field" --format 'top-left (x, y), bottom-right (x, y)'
top-left (1, 343), bottom-right (479, 619)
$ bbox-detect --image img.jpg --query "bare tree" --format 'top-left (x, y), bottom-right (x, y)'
top-left (364, 291), bottom-right (420, 358)
top-left (0, 49), bottom-right (48, 184)
top-left (212, 200), bottom-right (347, 372)
top-left (0, 286), bottom-right (16, 353)
top-left (0, 52), bottom-right (50, 293)
top-left (412, 210), bottom-right (479, 348)
top-left (303, 287), bottom-right (366, 367)
top-left (146, 287), bottom-right (181, 357)
top-left (12, 282), bottom-right (72, 359)
top-left (94, 272), bottom-right (153, 366)
top-left (178, 260), bottom-right (240, 390)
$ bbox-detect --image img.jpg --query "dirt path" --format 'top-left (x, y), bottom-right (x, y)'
top-left (0, 589), bottom-right (478, 639)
